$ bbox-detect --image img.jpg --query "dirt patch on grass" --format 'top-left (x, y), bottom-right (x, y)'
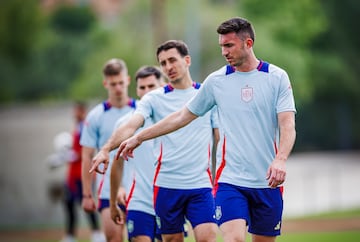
top-left (282, 217), bottom-right (360, 233)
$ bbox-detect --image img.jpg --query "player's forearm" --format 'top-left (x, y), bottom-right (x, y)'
top-left (276, 113), bottom-right (296, 161)
top-left (81, 151), bottom-right (94, 196)
top-left (102, 115), bottom-right (144, 153)
top-left (137, 107), bottom-right (196, 143)
top-left (110, 158), bottom-right (123, 207)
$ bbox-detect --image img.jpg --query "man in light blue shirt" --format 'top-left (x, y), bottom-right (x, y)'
top-left (118, 18), bottom-right (296, 242)
top-left (80, 58), bottom-right (136, 242)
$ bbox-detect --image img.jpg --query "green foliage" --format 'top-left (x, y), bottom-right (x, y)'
top-left (50, 5), bottom-right (96, 34)
top-left (0, 0), bottom-right (43, 61)
top-left (0, 0), bottom-right (359, 150)
top-left (0, 0), bottom-right (44, 102)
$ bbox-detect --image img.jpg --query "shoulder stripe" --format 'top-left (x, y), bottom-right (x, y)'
top-left (164, 84), bottom-right (174, 94)
top-left (103, 100), bottom-right (111, 111)
top-left (164, 82), bottom-right (201, 93)
top-left (257, 60), bottom-right (269, 73)
top-left (225, 65), bottom-right (235, 75)
top-left (127, 98), bottom-right (137, 109)
top-left (192, 82), bottom-right (201, 89)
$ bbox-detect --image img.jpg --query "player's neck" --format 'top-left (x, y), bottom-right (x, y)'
top-left (108, 96), bottom-right (129, 108)
top-left (235, 54), bottom-right (259, 72)
top-left (170, 73), bottom-right (193, 90)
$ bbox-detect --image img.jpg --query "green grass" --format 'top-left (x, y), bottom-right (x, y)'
top-left (184, 208), bottom-right (360, 242)
top-left (275, 231), bottom-right (360, 242)
top-left (2, 208), bottom-right (360, 242)
top-left (183, 231), bottom-right (360, 242)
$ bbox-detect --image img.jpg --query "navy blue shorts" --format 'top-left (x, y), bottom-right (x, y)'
top-left (214, 183), bottom-right (283, 236)
top-left (127, 210), bottom-right (161, 241)
top-left (98, 198), bottom-right (126, 213)
top-left (154, 186), bottom-right (216, 234)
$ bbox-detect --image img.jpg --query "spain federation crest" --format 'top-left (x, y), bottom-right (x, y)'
top-left (241, 86), bottom-right (253, 102)
top-left (127, 220), bottom-right (134, 233)
top-left (215, 206), bottom-right (222, 220)
top-left (156, 215), bottom-right (161, 229)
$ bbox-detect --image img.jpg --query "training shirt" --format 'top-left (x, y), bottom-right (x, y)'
top-left (187, 61), bottom-right (296, 189)
top-left (114, 111), bottom-right (157, 215)
top-left (134, 83), bottom-right (216, 189)
top-left (80, 99), bottom-right (136, 199)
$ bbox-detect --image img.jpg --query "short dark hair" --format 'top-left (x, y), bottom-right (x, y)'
top-left (156, 40), bottom-right (189, 60)
top-left (102, 58), bottom-right (128, 76)
top-left (217, 17), bottom-right (255, 43)
top-left (135, 66), bottom-right (162, 82)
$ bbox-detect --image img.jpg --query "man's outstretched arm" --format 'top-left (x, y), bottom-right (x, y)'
top-left (119, 106), bottom-right (198, 160)
top-left (89, 113), bottom-right (144, 173)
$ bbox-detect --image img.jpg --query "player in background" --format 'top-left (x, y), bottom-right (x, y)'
top-left (110, 66), bottom-right (165, 242)
top-left (81, 58), bottom-right (136, 242)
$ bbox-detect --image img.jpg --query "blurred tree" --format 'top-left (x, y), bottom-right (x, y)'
top-left (0, 0), bottom-right (42, 62)
top-left (300, 0), bottom-right (360, 150)
top-left (50, 4), bottom-right (96, 34)
top-left (0, 2), bottom-right (98, 102)
top-left (0, 0), bottom-right (43, 102)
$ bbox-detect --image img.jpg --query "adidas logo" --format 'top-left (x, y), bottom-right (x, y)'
top-left (274, 221), bottom-right (281, 230)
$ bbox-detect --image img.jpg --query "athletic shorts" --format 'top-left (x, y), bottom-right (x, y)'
top-left (154, 186), bottom-right (216, 234)
top-left (98, 198), bottom-right (126, 213)
top-left (214, 182), bottom-right (283, 236)
top-left (64, 180), bottom-right (82, 202)
top-left (127, 210), bottom-right (161, 241)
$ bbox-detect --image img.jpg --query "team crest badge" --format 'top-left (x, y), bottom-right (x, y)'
top-left (215, 206), bottom-right (222, 220)
top-left (241, 86), bottom-right (253, 102)
top-left (156, 215), bottom-right (161, 229)
top-left (127, 220), bottom-right (134, 233)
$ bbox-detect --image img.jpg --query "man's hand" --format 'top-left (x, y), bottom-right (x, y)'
top-left (89, 150), bottom-right (109, 174)
top-left (110, 204), bottom-right (125, 225)
top-left (116, 186), bottom-right (127, 206)
top-left (82, 196), bottom-right (96, 212)
top-left (266, 158), bottom-right (286, 188)
top-left (116, 135), bottom-right (142, 160)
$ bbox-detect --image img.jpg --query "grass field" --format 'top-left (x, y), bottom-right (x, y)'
top-left (1, 208), bottom-right (360, 242)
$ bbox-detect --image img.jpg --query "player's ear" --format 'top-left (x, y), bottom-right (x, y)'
top-left (184, 55), bottom-right (191, 67)
top-left (245, 38), bottom-right (254, 48)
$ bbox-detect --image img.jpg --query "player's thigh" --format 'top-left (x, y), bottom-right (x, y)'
top-left (214, 183), bottom-right (250, 225)
top-left (127, 210), bottom-right (156, 242)
top-left (161, 232), bottom-right (184, 242)
top-left (154, 187), bottom-right (186, 234)
top-left (251, 234), bottom-right (276, 242)
top-left (100, 207), bottom-right (124, 242)
top-left (186, 188), bottom-right (216, 228)
top-left (193, 222), bottom-right (217, 242)
top-left (219, 219), bottom-right (247, 242)
top-left (130, 235), bottom-right (152, 242)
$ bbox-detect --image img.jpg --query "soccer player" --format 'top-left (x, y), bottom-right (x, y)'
top-left (118, 17), bottom-right (296, 242)
top-left (81, 58), bottom-right (135, 242)
top-left (90, 40), bottom-right (219, 242)
top-left (110, 66), bottom-right (164, 242)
